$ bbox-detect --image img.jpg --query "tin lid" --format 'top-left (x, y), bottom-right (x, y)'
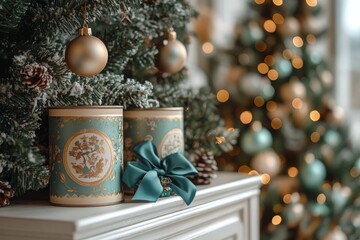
top-left (49, 106), bottom-right (123, 117)
top-left (125, 107), bottom-right (183, 111)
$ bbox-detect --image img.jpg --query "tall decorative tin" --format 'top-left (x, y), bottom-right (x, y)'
top-left (124, 108), bottom-right (184, 162)
top-left (49, 106), bottom-right (123, 206)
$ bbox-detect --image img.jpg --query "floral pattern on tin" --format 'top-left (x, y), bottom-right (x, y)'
top-left (64, 129), bottom-right (114, 186)
top-left (158, 128), bottom-right (184, 159)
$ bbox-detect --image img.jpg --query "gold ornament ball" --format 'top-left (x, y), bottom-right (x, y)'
top-left (65, 27), bottom-right (108, 77)
top-left (251, 149), bottom-right (281, 177)
top-left (156, 29), bottom-right (187, 74)
top-left (279, 78), bottom-right (306, 103)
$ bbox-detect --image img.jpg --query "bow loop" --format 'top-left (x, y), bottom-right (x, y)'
top-left (122, 141), bottom-right (198, 205)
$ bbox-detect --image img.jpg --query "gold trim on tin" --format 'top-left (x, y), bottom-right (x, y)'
top-left (63, 129), bottom-right (114, 187)
top-left (50, 192), bottom-right (123, 206)
top-left (124, 108), bottom-right (183, 119)
top-left (125, 107), bottom-right (183, 111)
top-left (49, 106), bottom-right (123, 117)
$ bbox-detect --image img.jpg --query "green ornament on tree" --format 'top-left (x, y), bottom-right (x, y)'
top-left (299, 153), bottom-right (326, 191)
top-left (241, 121), bottom-right (273, 155)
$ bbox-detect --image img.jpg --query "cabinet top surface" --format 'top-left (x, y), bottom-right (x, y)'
top-left (0, 172), bottom-right (260, 234)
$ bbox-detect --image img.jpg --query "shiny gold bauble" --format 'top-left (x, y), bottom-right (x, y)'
top-left (65, 27), bottom-right (108, 77)
top-left (156, 29), bottom-right (187, 74)
top-left (251, 149), bottom-right (281, 177)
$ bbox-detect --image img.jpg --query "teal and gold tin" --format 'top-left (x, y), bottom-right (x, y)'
top-left (49, 106), bottom-right (123, 206)
top-left (124, 108), bottom-right (184, 162)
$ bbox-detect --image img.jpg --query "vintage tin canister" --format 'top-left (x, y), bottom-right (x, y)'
top-left (124, 108), bottom-right (184, 162)
top-left (48, 106), bottom-right (123, 206)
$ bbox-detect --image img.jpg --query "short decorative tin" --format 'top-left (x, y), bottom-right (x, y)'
top-left (48, 106), bottom-right (123, 206)
top-left (124, 108), bottom-right (184, 162)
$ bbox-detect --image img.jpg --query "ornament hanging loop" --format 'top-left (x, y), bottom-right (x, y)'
top-left (82, 5), bottom-right (89, 28)
top-left (80, 6), bottom-right (91, 36)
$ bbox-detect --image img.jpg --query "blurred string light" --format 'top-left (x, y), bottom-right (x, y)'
top-left (261, 173), bottom-right (271, 184)
top-left (272, 215), bottom-right (282, 225)
top-left (249, 170), bottom-right (259, 175)
top-left (293, 36), bottom-right (304, 47)
top-left (310, 110), bottom-right (321, 121)
top-left (283, 49), bottom-right (293, 59)
top-left (202, 42), bottom-right (214, 54)
top-left (255, 0), bottom-right (265, 4)
top-left (264, 20), bottom-right (277, 33)
top-left (291, 56), bottom-right (304, 69)
top-left (257, 62), bottom-right (269, 74)
top-left (271, 118), bottom-right (282, 129)
top-left (267, 69), bottom-right (279, 80)
top-left (238, 165), bottom-right (251, 173)
top-left (272, 13), bottom-right (284, 24)
top-left (264, 55), bottom-right (276, 65)
top-left (306, 34), bottom-right (316, 44)
top-left (310, 131), bottom-right (321, 143)
top-left (273, 0), bottom-right (283, 6)
top-left (306, 0), bottom-right (317, 7)
top-left (288, 167), bottom-right (298, 177)
top-left (317, 193), bottom-right (326, 204)
top-left (254, 96), bottom-right (265, 107)
top-left (292, 98), bottom-right (303, 109)
top-left (216, 89), bottom-right (229, 103)
top-left (240, 111), bottom-right (253, 124)
top-left (266, 101), bottom-right (277, 112)
top-left (283, 194), bottom-right (292, 204)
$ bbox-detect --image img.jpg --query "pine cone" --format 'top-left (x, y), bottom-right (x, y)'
top-left (21, 63), bottom-right (52, 90)
top-left (0, 181), bottom-right (15, 207)
top-left (190, 149), bottom-right (218, 185)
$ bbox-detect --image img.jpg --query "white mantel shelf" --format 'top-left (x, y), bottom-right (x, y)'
top-left (0, 172), bottom-right (261, 240)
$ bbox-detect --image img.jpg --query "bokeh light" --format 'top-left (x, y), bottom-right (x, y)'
top-left (288, 167), bottom-right (298, 177)
top-left (306, 0), bottom-right (317, 7)
top-left (240, 111), bottom-right (253, 124)
top-left (317, 193), bottom-right (326, 204)
top-left (217, 89), bottom-right (230, 103)
top-left (258, 63), bottom-right (269, 74)
top-left (272, 215), bottom-right (282, 225)
top-left (273, 0), bottom-right (283, 6)
top-left (293, 36), bottom-right (304, 47)
top-left (264, 20), bottom-right (277, 33)
top-left (202, 42), bottom-right (214, 54)
top-left (271, 118), bottom-right (282, 129)
top-left (292, 56), bottom-right (304, 69)
top-left (254, 96), bottom-right (265, 107)
top-left (272, 13), bottom-right (285, 24)
top-left (310, 110), bottom-right (321, 121)
top-left (268, 69), bottom-right (279, 81)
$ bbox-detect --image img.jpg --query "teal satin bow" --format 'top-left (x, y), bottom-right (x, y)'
top-left (122, 141), bottom-right (198, 205)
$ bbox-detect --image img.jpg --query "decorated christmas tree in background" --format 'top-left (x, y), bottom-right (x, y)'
top-left (206, 0), bottom-right (360, 239)
top-left (0, 0), bottom-right (239, 204)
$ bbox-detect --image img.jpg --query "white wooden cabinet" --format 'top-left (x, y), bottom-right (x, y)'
top-left (0, 172), bottom-right (261, 240)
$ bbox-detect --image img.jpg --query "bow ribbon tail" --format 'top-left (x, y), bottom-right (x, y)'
top-left (132, 170), bottom-right (163, 202)
top-left (122, 161), bottom-right (148, 188)
top-left (168, 175), bottom-right (197, 205)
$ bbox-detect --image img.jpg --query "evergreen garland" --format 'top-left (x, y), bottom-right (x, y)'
top-left (0, 0), bottom-right (238, 195)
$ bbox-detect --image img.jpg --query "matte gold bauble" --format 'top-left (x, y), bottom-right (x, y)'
top-left (156, 29), bottom-right (187, 74)
top-left (279, 78), bottom-right (306, 103)
top-left (65, 27), bottom-right (108, 77)
top-left (251, 149), bottom-right (281, 177)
